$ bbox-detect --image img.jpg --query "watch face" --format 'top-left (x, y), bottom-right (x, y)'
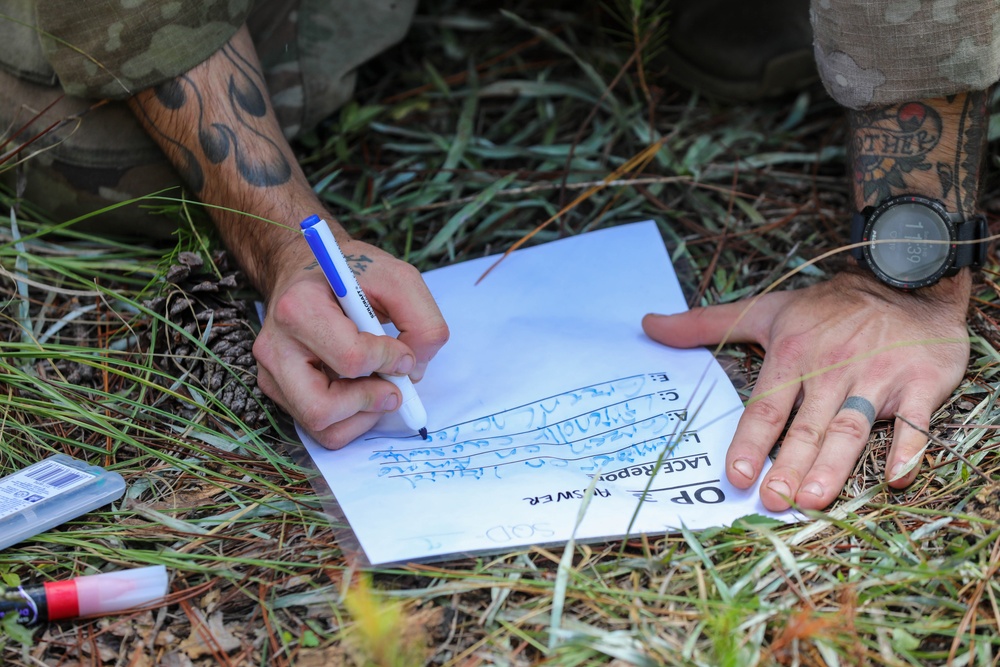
top-left (865, 200), bottom-right (954, 288)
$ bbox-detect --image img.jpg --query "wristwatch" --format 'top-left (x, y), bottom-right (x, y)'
top-left (850, 194), bottom-right (988, 290)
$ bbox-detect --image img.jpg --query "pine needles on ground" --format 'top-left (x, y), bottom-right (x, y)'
top-left (1, 1), bottom-right (999, 665)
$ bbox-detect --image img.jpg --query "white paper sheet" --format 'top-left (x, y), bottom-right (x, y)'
top-left (298, 221), bottom-right (796, 565)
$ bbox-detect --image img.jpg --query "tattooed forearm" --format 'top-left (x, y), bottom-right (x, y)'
top-left (130, 43), bottom-right (291, 194)
top-left (955, 91), bottom-right (989, 214)
top-left (131, 93), bottom-right (206, 191)
top-left (851, 101), bottom-right (940, 203)
top-left (128, 24), bottom-right (343, 293)
top-left (849, 92), bottom-right (989, 213)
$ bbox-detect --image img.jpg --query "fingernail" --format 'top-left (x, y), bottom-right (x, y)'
top-left (732, 459), bottom-right (754, 480)
top-left (766, 480), bottom-right (792, 499)
top-left (801, 482), bottom-right (823, 497)
top-left (410, 360), bottom-right (428, 383)
top-left (380, 393), bottom-right (400, 411)
top-left (393, 355), bottom-right (415, 375)
top-left (889, 462), bottom-right (905, 480)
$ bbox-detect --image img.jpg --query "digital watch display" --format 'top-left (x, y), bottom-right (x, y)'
top-left (850, 195), bottom-right (988, 290)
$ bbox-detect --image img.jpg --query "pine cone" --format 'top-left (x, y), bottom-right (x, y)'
top-left (143, 250), bottom-right (274, 427)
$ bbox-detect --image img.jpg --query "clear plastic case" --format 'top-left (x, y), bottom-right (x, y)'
top-left (0, 454), bottom-right (126, 551)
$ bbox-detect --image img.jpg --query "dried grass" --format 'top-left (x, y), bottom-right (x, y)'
top-left (1, 1), bottom-right (998, 665)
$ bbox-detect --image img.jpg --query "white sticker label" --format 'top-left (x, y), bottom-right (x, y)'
top-left (0, 461), bottom-right (95, 521)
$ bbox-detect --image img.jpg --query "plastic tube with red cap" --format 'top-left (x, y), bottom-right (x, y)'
top-left (0, 565), bottom-right (168, 625)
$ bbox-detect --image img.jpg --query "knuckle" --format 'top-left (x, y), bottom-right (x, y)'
top-left (895, 411), bottom-right (930, 434)
top-left (747, 398), bottom-right (788, 430)
top-left (689, 307), bottom-right (718, 338)
top-left (319, 434), bottom-right (353, 450)
top-left (818, 348), bottom-right (853, 372)
top-left (689, 306), bottom-right (710, 321)
top-left (269, 292), bottom-right (303, 328)
top-left (865, 357), bottom-right (894, 379)
top-left (254, 373), bottom-right (283, 409)
top-left (425, 322), bottom-right (451, 349)
top-left (766, 467), bottom-right (803, 489)
top-left (772, 335), bottom-right (807, 363)
top-left (826, 414), bottom-right (870, 441)
top-left (297, 402), bottom-right (334, 434)
top-left (396, 261), bottom-right (423, 282)
top-left (784, 421), bottom-right (824, 451)
top-left (251, 335), bottom-right (276, 369)
top-left (336, 343), bottom-right (372, 379)
top-left (904, 369), bottom-right (937, 388)
top-left (254, 366), bottom-right (276, 394)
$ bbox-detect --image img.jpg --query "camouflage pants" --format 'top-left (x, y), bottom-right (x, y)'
top-left (0, 0), bottom-right (416, 237)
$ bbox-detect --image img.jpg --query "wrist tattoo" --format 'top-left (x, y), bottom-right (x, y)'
top-left (953, 90), bottom-right (989, 214)
top-left (850, 92), bottom-right (988, 213)
top-left (133, 44), bottom-right (292, 193)
top-left (851, 102), bottom-right (940, 204)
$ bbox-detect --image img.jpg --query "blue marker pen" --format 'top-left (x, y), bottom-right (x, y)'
top-left (300, 215), bottom-right (429, 440)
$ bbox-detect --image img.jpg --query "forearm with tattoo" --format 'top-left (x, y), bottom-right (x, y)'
top-left (127, 25), bottom-right (325, 294)
top-left (849, 92), bottom-right (989, 214)
top-left (141, 44), bottom-right (293, 193)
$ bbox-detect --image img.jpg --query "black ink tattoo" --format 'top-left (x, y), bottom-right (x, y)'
top-left (954, 90), bottom-right (988, 214)
top-left (851, 102), bottom-right (941, 204)
top-left (134, 92), bottom-right (206, 191)
top-left (346, 254), bottom-right (374, 276)
top-left (304, 255), bottom-right (373, 276)
top-left (936, 162), bottom-right (954, 202)
top-left (142, 43), bottom-right (292, 193)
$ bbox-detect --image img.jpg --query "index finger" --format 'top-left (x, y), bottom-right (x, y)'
top-left (365, 262), bottom-right (450, 381)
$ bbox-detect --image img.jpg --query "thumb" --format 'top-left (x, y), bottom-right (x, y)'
top-left (642, 299), bottom-right (771, 348)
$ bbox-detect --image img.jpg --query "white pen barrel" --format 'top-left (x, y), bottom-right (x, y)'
top-left (382, 373), bottom-right (428, 430)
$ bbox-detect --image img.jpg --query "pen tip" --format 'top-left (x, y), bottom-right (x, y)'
top-left (419, 427), bottom-right (429, 441)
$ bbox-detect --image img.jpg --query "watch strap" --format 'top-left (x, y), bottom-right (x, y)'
top-left (952, 214), bottom-right (988, 269)
top-left (849, 209), bottom-right (869, 261)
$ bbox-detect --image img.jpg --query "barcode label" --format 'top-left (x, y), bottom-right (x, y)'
top-left (0, 460), bottom-right (96, 522)
top-left (26, 463), bottom-right (89, 489)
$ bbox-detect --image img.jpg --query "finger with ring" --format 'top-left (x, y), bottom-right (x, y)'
top-left (839, 395), bottom-right (876, 427)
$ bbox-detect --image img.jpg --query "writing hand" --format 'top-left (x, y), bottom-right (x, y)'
top-left (253, 237), bottom-right (449, 448)
top-left (642, 269), bottom-right (970, 511)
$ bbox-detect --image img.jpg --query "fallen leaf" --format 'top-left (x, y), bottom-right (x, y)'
top-left (179, 611), bottom-right (242, 659)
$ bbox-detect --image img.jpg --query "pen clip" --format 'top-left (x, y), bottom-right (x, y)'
top-left (301, 217), bottom-right (348, 298)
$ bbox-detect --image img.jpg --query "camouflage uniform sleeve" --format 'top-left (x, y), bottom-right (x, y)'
top-left (811, 0), bottom-right (1000, 109)
top-left (36, 0), bottom-right (252, 99)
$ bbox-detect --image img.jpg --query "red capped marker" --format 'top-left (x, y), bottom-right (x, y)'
top-left (0, 566), bottom-right (168, 625)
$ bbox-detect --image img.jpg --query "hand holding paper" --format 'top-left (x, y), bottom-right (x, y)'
top-left (643, 269), bottom-right (970, 511)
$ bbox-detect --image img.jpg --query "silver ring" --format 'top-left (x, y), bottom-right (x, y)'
top-left (840, 396), bottom-right (876, 427)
